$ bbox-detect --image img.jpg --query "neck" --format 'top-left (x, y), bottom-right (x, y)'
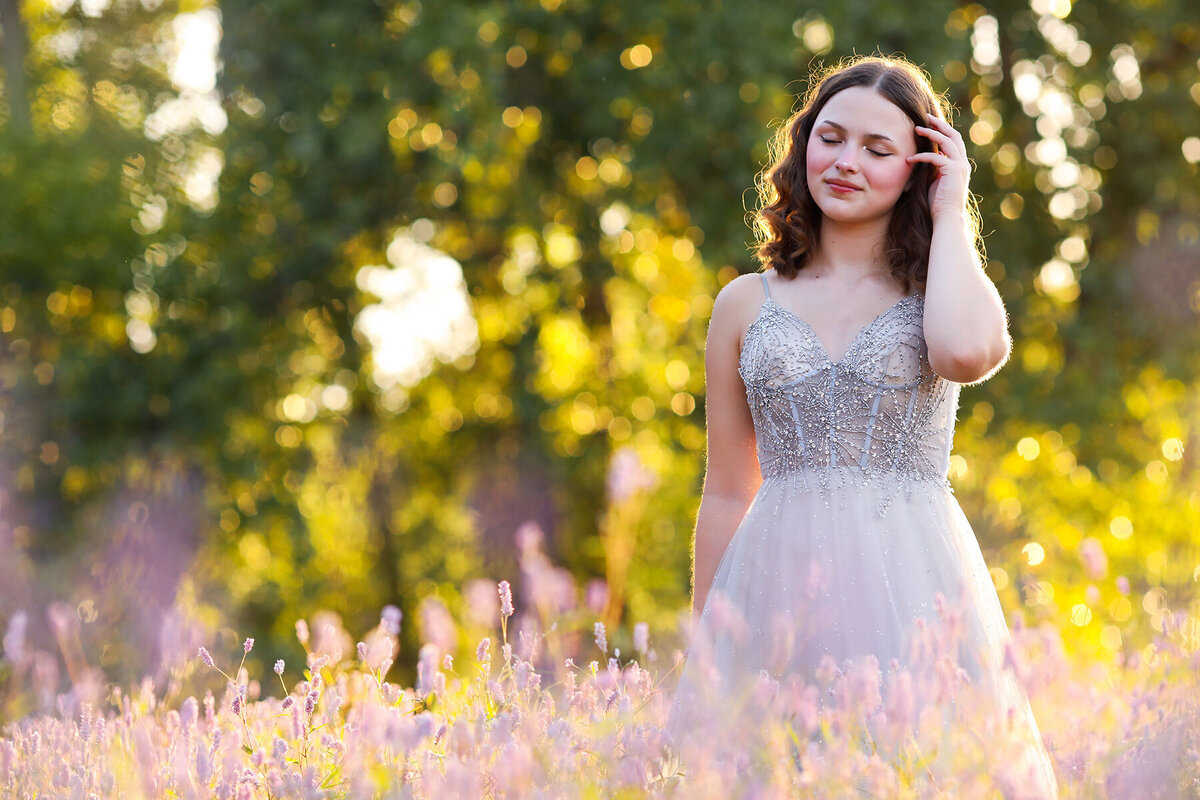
top-left (810, 213), bottom-right (892, 282)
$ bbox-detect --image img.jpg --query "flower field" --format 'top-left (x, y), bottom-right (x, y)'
top-left (2, 529), bottom-right (1199, 800)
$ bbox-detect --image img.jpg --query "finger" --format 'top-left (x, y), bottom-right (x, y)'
top-left (905, 151), bottom-right (952, 164)
top-left (925, 116), bottom-right (966, 156)
top-left (914, 125), bottom-right (953, 145)
top-left (914, 125), bottom-right (962, 160)
top-left (925, 113), bottom-right (964, 141)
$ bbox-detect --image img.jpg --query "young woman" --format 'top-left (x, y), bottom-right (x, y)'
top-left (664, 56), bottom-right (1058, 797)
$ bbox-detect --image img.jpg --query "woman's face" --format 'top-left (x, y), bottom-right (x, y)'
top-left (805, 86), bottom-right (919, 225)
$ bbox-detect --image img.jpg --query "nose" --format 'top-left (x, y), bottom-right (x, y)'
top-left (834, 144), bottom-right (859, 173)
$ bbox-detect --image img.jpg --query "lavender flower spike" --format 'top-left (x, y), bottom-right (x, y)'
top-left (243, 638), bottom-right (255, 654)
top-left (633, 622), bottom-right (649, 654)
top-left (274, 660), bottom-right (285, 676)
top-left (198, 647), bottom-right (215, 668)
top-left (498, 581), bottom-right (514, 619)
top-left (381, 605), bottom-right (402, 636)
top-left (594, 621), bottom-right (607, 655)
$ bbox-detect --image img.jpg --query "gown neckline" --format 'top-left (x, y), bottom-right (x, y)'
top-left (760, 293), bottom-right (921, 366)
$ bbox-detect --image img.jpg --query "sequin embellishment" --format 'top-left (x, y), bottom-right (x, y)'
top-left (738, 273), bottom-right (960, 519)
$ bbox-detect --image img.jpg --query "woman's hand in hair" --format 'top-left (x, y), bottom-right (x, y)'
top-left (907, 113), bottom-right (971, 222)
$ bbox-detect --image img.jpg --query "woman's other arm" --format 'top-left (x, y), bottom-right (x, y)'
top-left (690, 275), bottom-right (763, 624)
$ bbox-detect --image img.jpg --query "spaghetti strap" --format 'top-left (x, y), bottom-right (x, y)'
top-left (759, 272), bottom-right (772, 300)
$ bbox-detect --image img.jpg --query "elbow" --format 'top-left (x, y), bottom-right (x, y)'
top-left (701, 484), bottom-right (759, 509)
top-left (701, 472), bottom-right (762, 508)
top-left (929, 336), bottom-right (1010, 384)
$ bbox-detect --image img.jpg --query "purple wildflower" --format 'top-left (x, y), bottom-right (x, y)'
top-left (416, 643), bottom-right (439, 696)
top-left (1078, 537), bottom-right (1109, 579)
top-left (198, 647), bottom-right (215, 668)
top-left (419, 597), bottom-right (458, 657)
top-left (585, 579), bottom-right (608, 614)
top-left (281, 696), bottom-right (293, 710)
top-left (476, 637), bottom-right (490, 663)
top-left (274, 659), bottom-right (284, 676)
top-left (463, 579), bottom-right (500, 627)
top-left (357, 642), bottom-right (368, 661)
top-left (243, 638), bottom-right (254, 654)
top-left (498, 581), bottom-right (514, 619)
top-left (633, 622), bottom-right (649, 654)
top-left (514, 521), bottom-right (544, 555)
top-left (79, 706), bottom-right (92, 742)
top-left (594, 621), bottom-right (608, 654)
top-left (180, 697), bottom-right (198, 729)
top-left (295, 620), bottom-right (309, 645)
top-left (381, 605), bottom-right (402, 636)
top-left (886, 670), bottom-right (916, 731)
top-left (3, 611), bottom-right (28, 666)
top-left (606, 446), bottom-right (657, 503)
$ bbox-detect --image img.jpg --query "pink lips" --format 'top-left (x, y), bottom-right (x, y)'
top-left (826, 179), bottom-right (861, 193)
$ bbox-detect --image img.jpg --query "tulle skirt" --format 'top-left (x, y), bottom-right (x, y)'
top-left (664, 466), bottom-right (1059, 798)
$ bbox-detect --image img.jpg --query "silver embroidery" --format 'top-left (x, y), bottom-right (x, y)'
top-left (737, 277), bottom-right (959, 520)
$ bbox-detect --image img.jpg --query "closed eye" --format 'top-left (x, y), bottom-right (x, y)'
top-left (819, 136), bottom-right (891, 158)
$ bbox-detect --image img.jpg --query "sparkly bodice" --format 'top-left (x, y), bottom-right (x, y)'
top-left (738, 274), bottom-right (960, 494)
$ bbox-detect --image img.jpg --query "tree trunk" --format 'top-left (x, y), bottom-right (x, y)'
top-left (369, 454), bottom-right (403, 609)
top-left (0, 0), bottom-right (30, 133)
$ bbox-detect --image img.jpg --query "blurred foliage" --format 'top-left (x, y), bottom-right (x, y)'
top-left (0, 0), bottom-right (1198, 701)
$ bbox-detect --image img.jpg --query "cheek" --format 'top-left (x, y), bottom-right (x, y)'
top-left (872, 159), bottom-right (914, 192)
top-left (805, 140), bottom-right (830, 174)
top-left (803, 144), bottom-right (824, 194)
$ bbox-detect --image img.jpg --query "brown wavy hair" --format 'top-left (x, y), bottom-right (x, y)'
top-left (750, 55), bottom-right (982, 294)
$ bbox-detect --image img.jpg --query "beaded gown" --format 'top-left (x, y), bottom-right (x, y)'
top-left (665, 273), bottom-right (1058, 797)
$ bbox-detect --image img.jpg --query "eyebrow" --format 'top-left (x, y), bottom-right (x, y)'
top-left (816, 120), bottom-right (895, 144)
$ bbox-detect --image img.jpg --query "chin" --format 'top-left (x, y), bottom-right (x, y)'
top-left (817, 205), bottom-right (889, 224)
top-left (816, 193), bottom-right (903, 223)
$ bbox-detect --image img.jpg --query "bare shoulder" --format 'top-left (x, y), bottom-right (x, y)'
top-left (709, 271), bottom-right (771, 344)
